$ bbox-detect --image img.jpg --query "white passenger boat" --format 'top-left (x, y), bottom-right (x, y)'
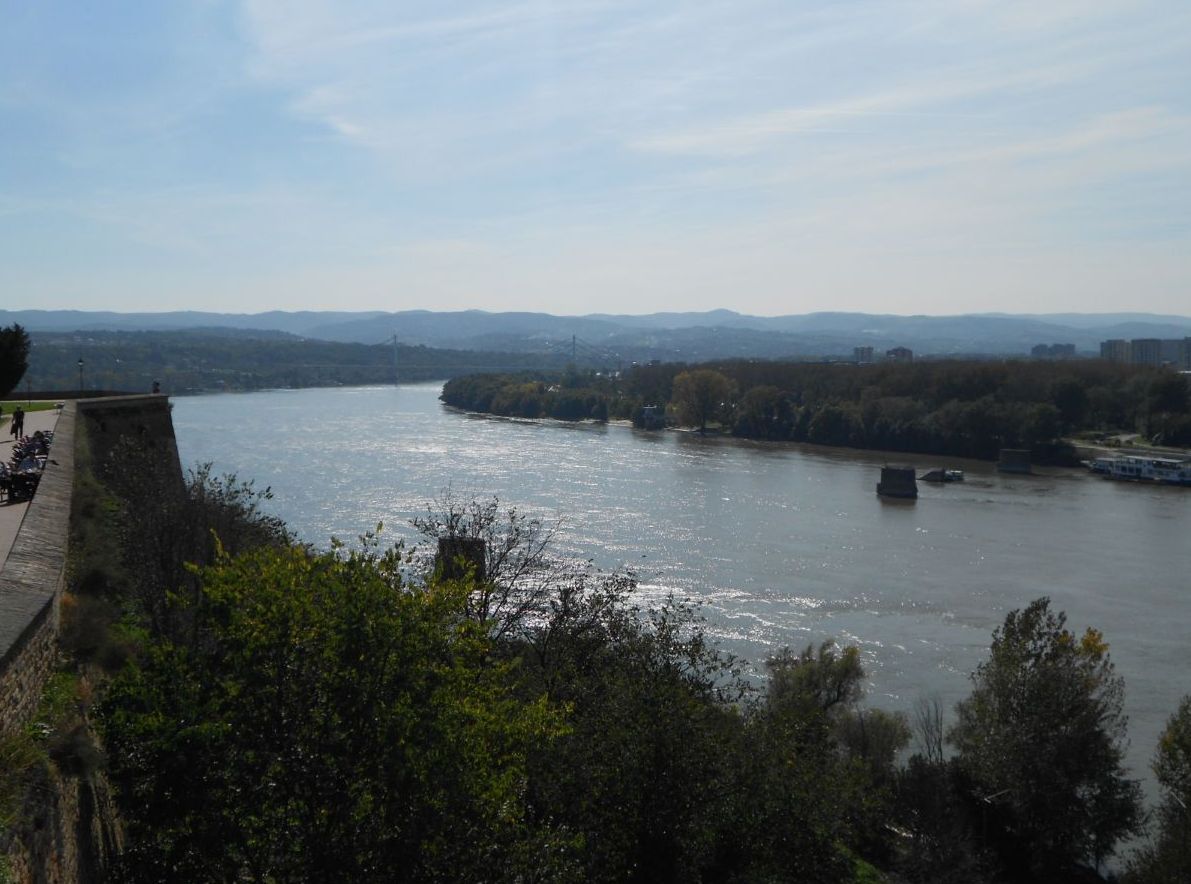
top-left (1086, 455), bottom-right (1191, 486)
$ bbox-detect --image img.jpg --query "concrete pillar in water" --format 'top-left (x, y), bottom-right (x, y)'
top-left (877, 466), bottom-right (918, 499)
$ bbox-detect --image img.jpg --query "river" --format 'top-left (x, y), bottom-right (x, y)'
top-left (172, 382), bottom-right (1190, 795)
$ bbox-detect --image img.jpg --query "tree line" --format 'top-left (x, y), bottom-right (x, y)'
top-left (21, 329), bottom-right (571, 394)
top-left (442, 359), bottom-right (1191, 458)
top-left (25, 412), bottom-right (1191, 882)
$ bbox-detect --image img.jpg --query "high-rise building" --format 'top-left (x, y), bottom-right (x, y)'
top-left (1130, 339), bottom-right (1163, 366)
top-left (1100, 339), bottom-right (1130, 363)
top-left (853, 346), bottom-right (874, 364)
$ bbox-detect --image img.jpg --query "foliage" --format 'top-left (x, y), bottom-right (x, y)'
top-left (1143, 373), bottom-right (1191, 445)
top-left (0, 324), bottom-right (30, 398)
top-left (727, 642), bottom-right (902, 882)
top-left (1125, 695), bottom-right (1191, 883)
top-left (410, 491), bottom-right (569, 640)
top-left (734, 384), bottom-right (799, 439)
top-left (766, 641), bottom-right (865, 718)
top-left (670, 368), bottom-right (736, 432)
top-left (949, 598), bottom-right (1142, 876)
top-left (515, 577), bottom-right (748, 883)
top-left (0, 731), bottom-right (41, 834)
top-left (81, 473), bottom-right (1175, 883)
top-left (444, 357), bottom-right (1181, 460)
top-left (100, 542), bottom-right (570, 883)
top-left (441, 371), bottom-right (615, 422)
top-left (893, 757), bottom-right (993, 883)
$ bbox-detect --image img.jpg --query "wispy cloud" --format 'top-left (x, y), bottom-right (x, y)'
top-left (1, 0), bottom-right (1188, 313)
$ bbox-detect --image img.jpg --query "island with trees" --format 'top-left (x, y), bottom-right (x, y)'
top-left (442, 358), bottom-right (1191, 460)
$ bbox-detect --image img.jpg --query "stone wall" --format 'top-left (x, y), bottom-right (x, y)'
top-left (1, 395), bottom-right (180, 882)
top-left (0, 402), bottom-right (76, 735)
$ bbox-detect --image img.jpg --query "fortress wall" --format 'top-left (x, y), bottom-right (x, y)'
top-left (0, 395), bottom-right (182, 732)
top-left (1, 395), bottom-right (181, 881)
top-left (0, 403), bottom-right (76, 734)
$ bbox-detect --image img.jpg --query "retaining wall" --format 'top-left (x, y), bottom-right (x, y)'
top-left (1, 395), bottom-right (179, 881)
top-left (0, 395), bottom-right (182, 733)
top-left (0, 402), bottom-right (76, 734)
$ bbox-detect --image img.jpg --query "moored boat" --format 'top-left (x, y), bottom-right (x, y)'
top-left (920, 468), bottom-right (965, 483)
top-left (1085, 455), bottom-right (1191, 486)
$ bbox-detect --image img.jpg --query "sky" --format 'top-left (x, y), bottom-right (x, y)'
top-left (1, 0), bottom-right (1189, 317)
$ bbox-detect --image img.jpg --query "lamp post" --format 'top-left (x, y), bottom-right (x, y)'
top-left (77, 358), bottom-right (84, 394)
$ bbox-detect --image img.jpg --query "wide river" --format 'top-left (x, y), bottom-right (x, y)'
top-left (173, 383), bottom-right (1190, 794)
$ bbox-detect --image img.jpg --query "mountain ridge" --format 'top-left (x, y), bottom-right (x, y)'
top-left (7, 309), bottom-right (1190, 362)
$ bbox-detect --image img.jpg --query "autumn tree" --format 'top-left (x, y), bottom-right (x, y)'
top-left (949, 598), bottom-right (1142, 876)
top-left (671, 368), bottom-right (735, 433)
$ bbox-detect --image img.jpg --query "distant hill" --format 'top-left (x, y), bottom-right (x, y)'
top-left (21, 328), bottom-right (570, 395)
top-left (5, 309), bottom-right (1190, 363)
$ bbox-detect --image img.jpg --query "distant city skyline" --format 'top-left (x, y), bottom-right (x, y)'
top-left (2, 1), bottom-right (1189, 316)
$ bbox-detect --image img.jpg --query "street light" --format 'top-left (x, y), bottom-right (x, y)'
top-left (77, 358), bottom-right (84, 394)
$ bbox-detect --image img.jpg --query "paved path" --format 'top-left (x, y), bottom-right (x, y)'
top-left (0, 409), bottom-right (63, 570)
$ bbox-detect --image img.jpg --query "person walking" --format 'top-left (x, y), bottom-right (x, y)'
top-left (11, 406), bottom-right (24, 439)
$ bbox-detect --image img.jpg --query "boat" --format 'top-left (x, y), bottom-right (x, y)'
top-left (1084, 455), bottom-right (1191, 486)
top-left (920, 468), bottom-right (964, 483)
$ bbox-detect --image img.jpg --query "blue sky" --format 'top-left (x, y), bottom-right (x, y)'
top-left (2, 0), bottom-right (1189, 316)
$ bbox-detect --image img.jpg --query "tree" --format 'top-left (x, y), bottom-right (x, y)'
top-left (410, 490), bottom-right (570, 641)
top-left (0, 323), bottom-right (30, 398)
top-left (671, 369), bottom-right (735, 433)
top-left (766, 641), bottom-right (864, 718)
top-left (949, 598), bottom-right (1142, 875)
top-left (101, 542), bottom-right (570, 882)
top-left (727, 642), bottom-right (903, 882)
top-left (1126, 695), bottom-right (1191, 883)
top-left (733, 385), bottom-right (797, 439)
top-left (518, 574), bottom-right (747, 884)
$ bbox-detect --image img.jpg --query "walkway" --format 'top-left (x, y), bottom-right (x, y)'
top-left (0, 408), bottom-right (63, 569)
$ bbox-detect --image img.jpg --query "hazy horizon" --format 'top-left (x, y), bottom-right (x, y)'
top-left (5, 306), bottom-right (1191, 323)
top-left (3, 2), bottom-right (1189, 316)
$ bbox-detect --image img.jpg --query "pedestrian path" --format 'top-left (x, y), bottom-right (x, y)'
top-left (0, 408), bottom-right (62, 570)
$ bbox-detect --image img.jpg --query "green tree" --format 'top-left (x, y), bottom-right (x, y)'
top-left (520, 575), bottom-right (747, 883)
top-left (734, 385), bottom-right (797, 439)
top-left (101, 542), bottom-right (570, 882)
top-left (766, 641), bottom-right (864, 718)
top-left (949, 598), bottom-right (1142, 876)
top-left (733, 641), bottom-right (891, 882)
top-left (671, 369), bottom-right (735, 433)
top-left (1126, 696), bottom-right (1191, 883)
top-left (0, 323), bottom-right (30, 397)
